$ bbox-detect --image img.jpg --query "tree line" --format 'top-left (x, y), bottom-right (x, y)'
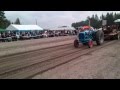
top-left (71, 12), bottom-right (120, 29)
top-left (0, 11), bottom-right (21, 29)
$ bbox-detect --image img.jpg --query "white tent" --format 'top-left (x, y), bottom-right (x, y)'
top-left (6, 24), bottom-right (43, 31)
top-left (50, 26), bottom-right (75, 31)
top-left (114, 19), bottom-right (120, 23)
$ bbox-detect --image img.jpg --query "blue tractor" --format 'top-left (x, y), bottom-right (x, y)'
top-left (74, 26), bottom-right (104, 48)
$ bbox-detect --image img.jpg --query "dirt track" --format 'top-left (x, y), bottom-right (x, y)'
top-left (0, 36), bottom-right (120, 79)
top-left (0, 36), bottom-right (75, 57)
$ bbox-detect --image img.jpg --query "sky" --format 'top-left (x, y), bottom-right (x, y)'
top-left (5, 11), bottom-right (120, 29)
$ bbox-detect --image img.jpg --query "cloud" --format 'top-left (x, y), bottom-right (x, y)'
top-left (5, 11), bottom-right (120, 29)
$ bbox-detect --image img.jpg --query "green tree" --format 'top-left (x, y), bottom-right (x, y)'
top-left (0, 11), bottom-right (11, 29)
top-left (71, 12), bottom-right (120, 29)
top-left (95, 14), bottom-right (99, 21)
top-left (14, 18), bottom-right (21, 24)
top-left (100, 14), bottom-right (105, 20)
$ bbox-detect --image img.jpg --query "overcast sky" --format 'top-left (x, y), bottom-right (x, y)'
top-left (5, 11), bottom-right (120, 29)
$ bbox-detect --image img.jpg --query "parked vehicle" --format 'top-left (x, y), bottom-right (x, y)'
top-left (102, 25), bottom-right (120, 40)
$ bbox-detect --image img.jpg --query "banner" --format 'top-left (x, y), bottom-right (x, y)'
top-left (102, 20), bottom-right (107, 26)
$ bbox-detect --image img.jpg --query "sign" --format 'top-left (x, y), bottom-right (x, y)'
top-left (102, 20), bottom-right (107, 26)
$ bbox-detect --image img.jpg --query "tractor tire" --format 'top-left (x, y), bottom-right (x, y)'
top-left (95, 30), bottom-right (104, 45)
top-left (74, 39), bottom-right (79, 48)
top-left (88, 40), bottom-right (93, 48)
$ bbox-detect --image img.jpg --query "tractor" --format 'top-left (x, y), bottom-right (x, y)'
top-left (74, 26), bottom-right (104, 48)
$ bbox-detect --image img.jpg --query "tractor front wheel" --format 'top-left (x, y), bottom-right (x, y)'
top-left (74, 39), bottom-right (79, 48)
top-left (88, 40), bottom-right (93, 48)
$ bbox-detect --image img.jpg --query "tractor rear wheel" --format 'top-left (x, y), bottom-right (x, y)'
top-left (95, 30), bottom-right (104, 45)
top-left (74, 39), bottom-right (79, 48)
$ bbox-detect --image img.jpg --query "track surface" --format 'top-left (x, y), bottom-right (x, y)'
top-left (0, 36), bottom-right (75, 57)
top-left (0, 36), bottom-right (117, 79)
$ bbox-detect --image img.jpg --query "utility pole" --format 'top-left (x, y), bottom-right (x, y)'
top-left (36, 19), bottom-right (37, 25)
top-left (87, 17), bottom-right (91, 26)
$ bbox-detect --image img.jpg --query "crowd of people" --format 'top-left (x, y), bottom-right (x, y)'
top-left (102, 24), bottom-right (120, 34)
top-left (0, 29), bottom-right (77, 42)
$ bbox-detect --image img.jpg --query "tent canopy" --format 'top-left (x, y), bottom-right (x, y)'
top-left (114, 19), bottom-right (120, 23)
top-left (6, 24), bottom-right (43, 31)
top-left (50, 26), bottom-right (75, 31)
